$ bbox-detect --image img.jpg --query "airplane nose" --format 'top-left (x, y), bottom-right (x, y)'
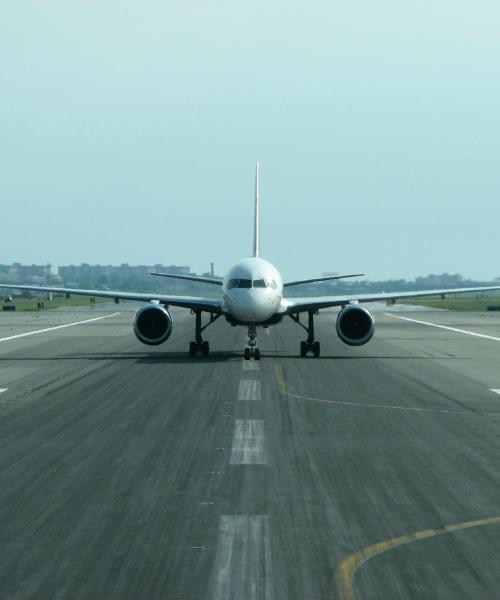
top-left (228, 290), bottom-right (275, 322)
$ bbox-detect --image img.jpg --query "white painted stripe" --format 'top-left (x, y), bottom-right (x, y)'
top-left (230, 419), bottom-right (267, 465)
top-left (0, 313), bottom-right (120, 343)
top-left (385, 313), bottom-right (500, 342)
top-left (242, 360), bottom-right (260, 371)
top-left (210, 515), bottom-right (273, 600)
top-left (238, 380), bottom-right (261, 401)
top-left (490, 389), bottom-right (500, 396)
top-left (0, 389), bottom-right (7, 394)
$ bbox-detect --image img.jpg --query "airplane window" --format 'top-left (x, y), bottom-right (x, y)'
top-left (236, 279), bottom-right (252, 288)
top-left (270, 280), bottom-right (278, 289)
top-left (227, 279), bottom-right (238, 289)
top-left (253, 279), bottom-right (267, 288)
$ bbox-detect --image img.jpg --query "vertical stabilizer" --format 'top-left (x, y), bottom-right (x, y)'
top-left (253, 162), bottom-right (260, 257)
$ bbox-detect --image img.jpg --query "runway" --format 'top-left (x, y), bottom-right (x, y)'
top-left (1, 303), bottom-right (500, 599)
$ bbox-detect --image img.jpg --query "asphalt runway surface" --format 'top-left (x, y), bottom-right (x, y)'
top-left (1, 302), bottom-right (500, 600)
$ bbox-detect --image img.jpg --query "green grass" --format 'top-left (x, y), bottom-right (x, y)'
top-left (3, 295), bottom-right (110, 312)
top-left (401, 292), bottom-right (500, 311)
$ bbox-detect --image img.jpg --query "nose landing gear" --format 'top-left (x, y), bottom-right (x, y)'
top-left (244, 324), bottom-right (261, 360)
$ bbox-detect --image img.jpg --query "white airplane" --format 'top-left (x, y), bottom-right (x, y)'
top-left (2, 163), bottom-right (500, 360)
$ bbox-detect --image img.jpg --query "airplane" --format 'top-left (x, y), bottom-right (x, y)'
top-left (2, 163), bottom-right (500, 360)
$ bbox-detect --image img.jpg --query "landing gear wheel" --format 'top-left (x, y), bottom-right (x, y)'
top-left (294, 311), bottom-right (321, 358)
top-left (245, 324), bottom-right (259, 361)
top-left (189, 341), bottom-right (209, 356)
top-left (300, 340), bottom-right (320, 357)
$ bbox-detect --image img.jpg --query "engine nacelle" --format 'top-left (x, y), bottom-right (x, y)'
top-left (134, 304), bottom-right (173, 346)
top-left (336, 304), bottom-right (375, 346)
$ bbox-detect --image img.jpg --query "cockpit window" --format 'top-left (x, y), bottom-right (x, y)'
top-left (237, 279), bottom-right (252, 288)
top-left (253, 279), bottom-right (267, 288)
top-left (227, 278), bottom-right (272, 289)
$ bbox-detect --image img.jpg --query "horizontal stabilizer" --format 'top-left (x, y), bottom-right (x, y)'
top-left (284, 274), bottom-right (364, 287)
top-left (150, 273), bottom-right (223, 285)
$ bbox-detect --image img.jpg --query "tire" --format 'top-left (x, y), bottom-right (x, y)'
top-left (313, 341), bottom-right (320, 358)
top-left (244, 347), bottom-right (251, 360)
top-left (254, 348), bottom-right (261, 361)
top-left (202, 341), bottom-right (210, 356)
top-left (189, 342), bottom-right (197, 356)
top-left (300, 341), bottom-right (307, 357)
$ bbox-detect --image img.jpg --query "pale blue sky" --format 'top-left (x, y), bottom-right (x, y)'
top-left (1, 1), bottom-right (499, 280)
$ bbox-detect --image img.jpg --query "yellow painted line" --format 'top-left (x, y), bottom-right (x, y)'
top-left (335, 515), bottom-right (500, 600)
top-left (275, 366), bottom-right (497, 417)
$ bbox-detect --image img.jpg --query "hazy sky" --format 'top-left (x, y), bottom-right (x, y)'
top-left (1, 1), bottom-right (499, 281)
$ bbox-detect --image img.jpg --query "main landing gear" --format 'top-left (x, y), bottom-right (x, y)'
top-left (290, 310), bottom-right (321, 358)
top-left (189, 311), bottom-right (220, 357)
top-left (244, 324), bottom-right (261, 360)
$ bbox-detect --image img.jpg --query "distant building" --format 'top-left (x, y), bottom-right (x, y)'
top-left (0, 263), bottom-right (55, 283)
top-left (415, 273), bottom-right (463, 287)
top-left (57, 263), bottom-right (191, 286)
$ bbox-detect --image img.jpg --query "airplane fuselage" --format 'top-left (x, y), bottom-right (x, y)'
top-left (223, 257), bottom-right (283, 323)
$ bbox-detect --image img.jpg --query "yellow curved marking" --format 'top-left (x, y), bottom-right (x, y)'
top-left (336, 515), bottom-right (500, 600)
top-left (275, 366), bottom-right (497, 417)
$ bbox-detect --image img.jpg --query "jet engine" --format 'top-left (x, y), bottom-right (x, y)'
top-left (336, 304), bottom-right (375, 346)
top-left (134, 304), bottom-right (173, 346)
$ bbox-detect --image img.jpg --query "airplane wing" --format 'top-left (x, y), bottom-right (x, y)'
top-left (282, 285), bottom-right (500, 314)
top-left (0, 283), bottom-right (224, 314)
top-left (283, 274), bottom-right (364, 287)
top-left (150, 272), bottom-right (223, 285)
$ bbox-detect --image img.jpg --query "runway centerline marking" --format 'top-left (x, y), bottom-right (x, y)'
top-left (335, 515), bottom-right (500, 600)
top-left (210, 515), bottom-right (273, 599)
top-left (230, 419), bottom-right (267, 464)
top-left (242, 360), bottom-right (260, 371)
top-left (490, 389), bottom-right (500, 396)
top-left (0, 389), bottom-right (7, 394)
top-left (275, 366), bottom-right (497, 417)
top-left (238, 380), bottom-right (262, 401)
top-left (0, 313), bottom-right (121, 343)
top-left (385, 312), bottom-right (500, 342)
